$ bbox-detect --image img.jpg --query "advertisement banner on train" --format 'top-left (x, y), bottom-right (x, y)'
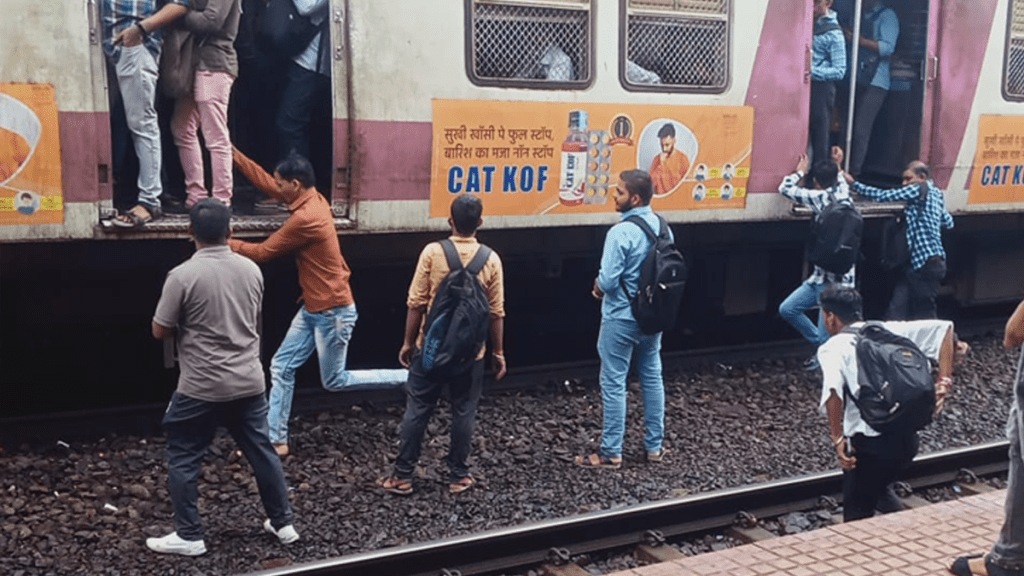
top-left (968, 115), bottom-right (1024, 205)
top-left (430, 99), bottom-right (754, 218)
top-left (0, 83), bottom-right (63, 225)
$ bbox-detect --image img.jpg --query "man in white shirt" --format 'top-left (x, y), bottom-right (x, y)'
top-left (816, 285), bottom-right (955, 521)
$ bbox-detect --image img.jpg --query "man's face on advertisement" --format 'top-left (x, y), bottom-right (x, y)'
top-left (660, 135), bottom-right (676, 155)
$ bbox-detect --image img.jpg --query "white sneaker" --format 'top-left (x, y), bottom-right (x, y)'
top-left (145, 532), bottom-right (207, 556)
top-left (263, 519), bottom-right (300, 544)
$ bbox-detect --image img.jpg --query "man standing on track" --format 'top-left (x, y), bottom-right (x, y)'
top-left (949, 297), bottom-right (1024, 576)
top-left (576, 169), bottom-right (669, 470)
top-left (817, 285), bottom-right (956, 522)
top-left (229, 149), bottom-right (408, 457)
top-left (148, 199), bottom-right (298, 556)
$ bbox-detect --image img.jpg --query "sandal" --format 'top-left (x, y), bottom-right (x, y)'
top-left (574, 453), bottom-right (622, 470)
top-left (449, 476), bottom-right (476, 494)
top-left (111, 204), bottom-right (160, 229)
top-left (378, 476), bottom-right (413, 495)
top-left (948, 554), bottom-right (985, 576)
top-left (646, 447), bottom-right (670, 463)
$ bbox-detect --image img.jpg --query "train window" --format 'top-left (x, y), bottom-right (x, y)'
top-left (1005, 0), bottom-right (1024, 99)
top-left (621, 0), bottom-right (730, 92)
top-left (466, 0), bottom-right (593, 89)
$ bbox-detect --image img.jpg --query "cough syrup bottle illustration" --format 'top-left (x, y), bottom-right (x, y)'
top-left (558, 110), bottom-right (588, 206)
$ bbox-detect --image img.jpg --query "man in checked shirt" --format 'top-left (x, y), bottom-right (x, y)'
top-left (777, 147), bottom-right (854, 371)
top-left (848, 161), bottom-right (954, 320)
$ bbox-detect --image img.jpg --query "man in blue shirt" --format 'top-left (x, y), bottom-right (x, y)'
top-left (850, 161), bottom-right (954, 320)
top-left (576, 170), bottom-right (668, 469)
top-left (846, 0), bottom-right (899, 177)
top-left (810, 0), bottom-right (846, 166)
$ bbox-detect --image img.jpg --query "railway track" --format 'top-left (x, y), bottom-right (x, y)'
top-left (248, 441), bottom-right (1010, 576)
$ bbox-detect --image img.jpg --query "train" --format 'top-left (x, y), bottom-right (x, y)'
top-left (2, 0), bottom-right (1024, 416)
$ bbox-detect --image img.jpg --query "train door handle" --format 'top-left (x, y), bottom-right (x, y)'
top-left (928, 55), bottom-right (939, 82)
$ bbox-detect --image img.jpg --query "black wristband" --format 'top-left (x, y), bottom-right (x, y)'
top-left (135, 21), bottom-right (149, 38)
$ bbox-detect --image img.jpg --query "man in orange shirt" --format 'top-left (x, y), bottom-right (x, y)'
top-left (379, 195), bottom-right (506, 495)
top-left (229, 149), bottom-right (407, 457)
top-left (649, 123), bottom-right (689, 196)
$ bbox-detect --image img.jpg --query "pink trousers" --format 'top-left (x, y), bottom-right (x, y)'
top-left (171, 70), bottom-right (235, 207)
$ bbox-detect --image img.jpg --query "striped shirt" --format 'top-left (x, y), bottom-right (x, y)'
top-left (101, 0), bottom-right (189, 61)
top-left (778, 171), bottom-right (856, 287)
top-left (812, 11), bottom-right (846, 82)
top-left (597, 205), bottom-right (674, 322)
top-left (853, 180), bottom-right (954, 270)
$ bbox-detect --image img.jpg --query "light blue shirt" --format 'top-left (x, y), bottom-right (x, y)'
top-left (862, 4), bottom-right (899, 90)
top-left (597, 206), bottom-right (674, 321)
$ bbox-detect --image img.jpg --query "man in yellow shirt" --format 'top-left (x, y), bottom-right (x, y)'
top-left (649, 123), bottom-right (689, 196)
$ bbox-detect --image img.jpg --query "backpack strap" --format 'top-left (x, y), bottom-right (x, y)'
top-left (439, 239), bottom-right (463, 272)
top-left (618, 214), bottom-right (662, 296)
top-left (466, 244), bottom-right (492, 276)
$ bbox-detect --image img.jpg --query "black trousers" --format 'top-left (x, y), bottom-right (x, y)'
top-left (886, 257), bottom-right (947, 321)
top-left (393, 357), bottom-right (484, 482)
top-left (842, 431), bottom-right (919, 521)
top-left (809, 81), bottom-right (836, 166)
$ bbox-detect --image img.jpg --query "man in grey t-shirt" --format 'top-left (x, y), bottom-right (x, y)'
top-left (146, 199), bottom-right (299, 556)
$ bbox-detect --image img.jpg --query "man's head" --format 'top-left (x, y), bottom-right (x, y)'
top-left (811, 160), bottom-right (839, 190)
top-left (18, 192), bottom-right (32, 206)
top-left (273, 154), bottom-right (316, 204)
top-left (449, 194), bottom-right (483, 236)
top-left (189, 199), bottom-right (232, 246)
top-left (813, 0), bottom-right (833, 18)
top-left (819, 285), bottom-right (864, 335)
top-left (614, 169), bottom-right (654, 212)
top-left (657, 123), bottom-right (676, 155)
top-left (902, 161), bottom-right (930, 186)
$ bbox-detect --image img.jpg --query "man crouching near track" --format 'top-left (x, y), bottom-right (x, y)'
top-left (817, 285), bottom-right (957, 521)
top-left (147, 200), bottom-right (298, 555)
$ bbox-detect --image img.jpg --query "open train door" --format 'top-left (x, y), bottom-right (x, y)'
top-left (836, 0), bottom-right (935, 187)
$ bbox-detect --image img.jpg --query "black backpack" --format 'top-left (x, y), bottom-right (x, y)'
top-left (844, 322), bottom-right (936, 434)
top-left (806, 193), bottom-right (862, 276)
top-left (620, 215), bottom-right (688, 335)
top-left (256, 0), bottom-right (323, 58)
top-left (419, 240), bottom-right (493, 378)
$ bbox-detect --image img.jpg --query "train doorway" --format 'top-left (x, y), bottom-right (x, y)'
top-left (832, 0), bottom-right (933, 187)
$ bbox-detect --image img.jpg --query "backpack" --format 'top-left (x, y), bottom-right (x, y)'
top-left (806, 193), bottom-right (862, 276)
top-left (620, 215), bottom-right (688, 335)
top-left (256, 0), bottom-right (323, 58)
top-left (880, 181), bottom-right (928, 271)
top-left (844, 322), bottom-right (936, 434)
top-left (419, 240), bottom-right (493, 378)
top-left (158, 0), bottom-right (207, 99)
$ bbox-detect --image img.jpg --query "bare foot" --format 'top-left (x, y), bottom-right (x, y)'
top-left (273, 444), bottom-right (289, 457)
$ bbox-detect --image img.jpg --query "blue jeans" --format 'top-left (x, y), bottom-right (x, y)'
top-left (163, 392), bottom-right (293, 541)
top-left (268, 304), bottom-right (408, 443)
top-left (596, 318), bottom-right (664, 458)
top-left (778, 281), bottom-right (828, 346)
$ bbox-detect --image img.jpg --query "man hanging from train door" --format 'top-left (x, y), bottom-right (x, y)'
top-left (810, 0), bottom-right (846, 167)
top-left (949, 296), bottom-right (1024, 576)
top-left (102, 0), bottom-right (189, 228)
top-left (848, 161), bottom-right (954, 320)
top-left (844, 0), bottom-right (899, 178)
top-left (228, 149), bottom-right (408, 457)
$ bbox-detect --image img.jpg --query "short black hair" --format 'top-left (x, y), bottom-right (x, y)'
top-left (274, 154), bottom-right (316, 188)
top-left (908, 161), bottom-right (930, 179)
top-left (190, 199), bottom-right (231, 244)
top-left (657, 123), bottom-right (676, 139)
top-left (811, 160), bottom-right (838, 189)
top-left (620, 169), bottom-right (654, 205)
top-left (450, 194), bottom-right (483, 235)
top-left (19, 192), bottom-right (31, 200)
top-left (819, 285), bottom-right (864, 324)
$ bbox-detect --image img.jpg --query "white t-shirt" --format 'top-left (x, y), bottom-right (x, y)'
top-left (817, 320), bottom-right (953, 437)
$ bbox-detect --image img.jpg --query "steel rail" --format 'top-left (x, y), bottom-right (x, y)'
top-left (248, 441), bottom-right (1010, 576)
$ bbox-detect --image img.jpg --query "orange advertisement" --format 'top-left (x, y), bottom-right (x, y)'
top-left (0, 83), bottom-right (63, 225)
top-left (430, 100), bottom-right (754, 218)
top-left (968, 115), bottom-right (1024, 205)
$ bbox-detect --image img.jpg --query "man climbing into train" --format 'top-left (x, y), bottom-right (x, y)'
top-left (148, 199), bottom-right (298, 555)
top-left (777, 147), bottom-right (856, 371)
top-left (949, 296), bottom-right (1024, 576)
top-left (378, 194), bottom-right (507, 495)
top-left (809, 0), bottom-right (846, 167)
top-left (816, 285), bottom-right (957, 522)
top-left (228, 148), bottom-right (408, 457)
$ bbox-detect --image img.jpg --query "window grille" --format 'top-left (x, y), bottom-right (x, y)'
top-left (622, 0), bottom-right (730, 92)
top-left (467, 0), bottom-right (593, 88)
top-left (1005, 0), bottom-right (1024, 99)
